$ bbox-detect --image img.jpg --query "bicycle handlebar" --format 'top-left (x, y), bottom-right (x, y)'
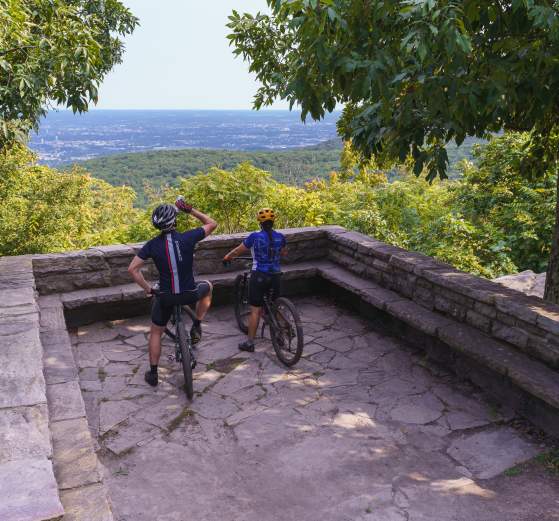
top-left (222, 256), bottom-right (252, 268)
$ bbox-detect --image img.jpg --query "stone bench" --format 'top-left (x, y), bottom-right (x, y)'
top-left (58, 260), bottom-right (327, 327)
top-left (317, 248), bottom-right (559, 437)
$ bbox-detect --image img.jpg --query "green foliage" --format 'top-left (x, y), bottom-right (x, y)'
top-left (455, 133), bottom-right (556, 273)
top-left (535, 448), bottom-right (559, 476)
top-left (227, 1), bottom-right (559, 180)
top-left (0, 0), bottom-right (138, 148)
top-left (338, 140), bottom-right (387, 185)
top-left (0, 145), bottom-right (137, 255)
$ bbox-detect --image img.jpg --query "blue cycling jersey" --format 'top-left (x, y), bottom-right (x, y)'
top-left (138, 228), bottom-right (205, 294)
top-left (243, 229), bottom-right (286, 274)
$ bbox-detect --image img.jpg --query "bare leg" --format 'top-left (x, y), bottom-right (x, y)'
top-left (247, 306), bottom-right (263, 341)
top-left (148, 324), bottom-right (165, 366)
top-left (195, 283), bottom-right (213, 321)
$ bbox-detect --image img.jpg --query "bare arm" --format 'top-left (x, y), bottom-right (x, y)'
top-left (280, 246), bottom-right (288, 257)
top-left (190, 208), bottom-right (217, 237)
top-left (223, 243), bottom-right (249, 261)
top-left (127, 256), bottom-right (152, 295)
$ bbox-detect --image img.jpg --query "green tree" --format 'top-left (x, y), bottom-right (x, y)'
top-left (339, 140), bottom-right (387, 185)
top-left (0, 0), bottom-right (138, 147)
top-left (228, 1), bottom-right (559, 302)
top-left (0, 145), bottom-right (137, 255)
top-left (455, 134), bottom-right (556, 273)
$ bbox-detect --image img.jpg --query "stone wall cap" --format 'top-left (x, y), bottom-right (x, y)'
top-left (90, 244), bottom-right (135, 257)
top-left (421, 268), bottom-right (507, 304)
top-left (0, 287), bottom-right (37, 308)
top-left (0, 458), bottom-right (64, 521)
top-left (389, 251), bottom-right (454, 274)
top-left (33, 248), bottom-right (104, 261)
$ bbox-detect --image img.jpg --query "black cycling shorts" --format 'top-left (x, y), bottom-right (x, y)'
top-left (151, 280), bottom-right (212, 327)
top-left (248, 271), bottom-right (281, 307)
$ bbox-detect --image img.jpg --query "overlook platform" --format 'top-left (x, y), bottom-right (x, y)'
top-left (1, 226), bottom-right (559, 520)
top-left (74, 299), bottom-right (557, 521)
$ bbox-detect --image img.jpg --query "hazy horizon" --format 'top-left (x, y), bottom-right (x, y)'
top-left (31, 109), bottom-right (341, 164)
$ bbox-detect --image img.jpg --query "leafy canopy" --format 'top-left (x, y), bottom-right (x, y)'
top-left (228, 0), bottom-right (559, 179)
top-left (0, 145), bottom-right (137, 255)
top-left (0, 0), bottom-right (138, 147)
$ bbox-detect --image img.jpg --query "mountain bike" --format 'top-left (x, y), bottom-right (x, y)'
top-left (152, 288), bottom-right (197, 400)
top-left (229, 257), bottom-right (304, 366)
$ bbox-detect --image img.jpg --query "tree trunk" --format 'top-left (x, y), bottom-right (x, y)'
top-left (544, 172), bottom-right (559, 303)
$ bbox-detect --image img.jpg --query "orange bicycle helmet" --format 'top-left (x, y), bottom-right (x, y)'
top-left (257, 208), bottom-right (276, 223)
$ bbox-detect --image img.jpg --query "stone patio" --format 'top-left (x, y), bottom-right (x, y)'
top-left (71, 296), bottom-right (558, 521)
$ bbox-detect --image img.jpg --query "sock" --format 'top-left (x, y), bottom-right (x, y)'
top-left (150, 364), bottom-right (158, 374)
top-left (193, 319), bottom-right (201, 327)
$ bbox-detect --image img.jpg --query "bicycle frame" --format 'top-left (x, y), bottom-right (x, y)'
top-left (164, 305), bottom-right (184, 361)
top-left (261, 293), bottom-right (278, 334)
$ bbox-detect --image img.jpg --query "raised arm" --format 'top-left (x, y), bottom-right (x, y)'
top-left (127, 256), bottom-right (152, 295)
top-left (190, 208), bottom-right (217, 237)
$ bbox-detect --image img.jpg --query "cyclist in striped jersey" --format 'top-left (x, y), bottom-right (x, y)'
top-left (128, 199), bottom-right (217, 386)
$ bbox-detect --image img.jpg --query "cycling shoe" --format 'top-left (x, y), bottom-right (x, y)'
top-left (144, 370), bottom-right (158, 387)
top-left (238, 340), bottom-right (255, 353)
top-left (190, 323), bottom-right (202, 345)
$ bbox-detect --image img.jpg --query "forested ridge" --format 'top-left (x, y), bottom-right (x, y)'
top-left (67, 138), bottom-right (479, 206)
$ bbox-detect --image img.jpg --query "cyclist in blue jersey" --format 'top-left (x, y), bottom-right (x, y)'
top-left (223, 208), bottom-right (287, 352)
top-left (127, 199), bottom-right (217, 386)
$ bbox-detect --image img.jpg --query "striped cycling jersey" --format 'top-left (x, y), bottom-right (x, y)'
top-left (243, 229), bottom-right (286, 274)
top-left (138, 228), bottom-right (205, 294)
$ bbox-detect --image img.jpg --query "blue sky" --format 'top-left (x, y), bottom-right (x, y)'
top-left (96, 0), bottom-right (286, 110)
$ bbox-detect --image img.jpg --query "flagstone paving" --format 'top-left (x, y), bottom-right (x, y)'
top-left (73, 296), bottom-right (559, 521)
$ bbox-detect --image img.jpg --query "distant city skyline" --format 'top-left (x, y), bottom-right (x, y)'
top-left (95, 1), bottom-right (286, 110)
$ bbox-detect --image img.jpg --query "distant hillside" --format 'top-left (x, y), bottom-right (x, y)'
top-left (68, 137), bottom-right (483, 206)
top-left (66, 142), bottom-right (342, 205)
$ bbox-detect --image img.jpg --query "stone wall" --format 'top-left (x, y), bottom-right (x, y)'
top-left (30, 224), bottom-right (559, 374)
top-left (0, 256), bottom-right (64, 520)
top-left (32, 226), bottom-right (335, 295)
top-left (326, 228), bottom-right (559, 371)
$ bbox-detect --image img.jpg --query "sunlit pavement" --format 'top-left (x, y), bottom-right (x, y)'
top-left (72, 296), bottom-right (559, 521)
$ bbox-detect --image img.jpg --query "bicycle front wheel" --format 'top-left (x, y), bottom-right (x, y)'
top-left (234, 274), bottom-right (250, 334)
top-left (270, 297), bottom-right (304, 367)
top-left (177, 318), bottom-right (194, 400)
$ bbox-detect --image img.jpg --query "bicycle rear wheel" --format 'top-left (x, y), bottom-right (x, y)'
top-left (270, 297), bottom-right (304, 367)
top-left (234, 274), bottom-right (250, 334)
top-left (177, 315), bottom-right (194, 400)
